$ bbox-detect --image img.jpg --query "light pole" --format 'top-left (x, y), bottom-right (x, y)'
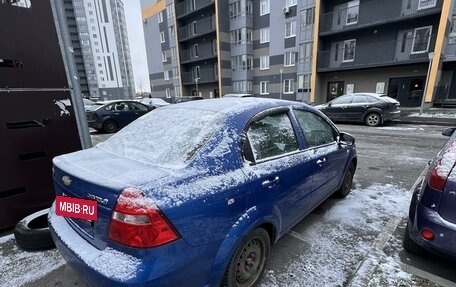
top-left (420, 52), bottom-right (434, 115)
top-left (195, 77), bottom-right (199, 97)
top-left (279, 68), bottom-right (283, 99)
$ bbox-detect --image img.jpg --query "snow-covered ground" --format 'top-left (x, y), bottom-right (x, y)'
top-left (407, 112), bottom-right (456, 119)
top-left (259, 183), bottom-right (434, 287)
top-left (0, 234), bottom-right (64, 287)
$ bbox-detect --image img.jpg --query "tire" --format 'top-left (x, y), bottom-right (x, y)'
top-left (336, 163), bottom-right (355, 198)
top-left (222, 228), bottom-right (270, 287)
top-left (365, 112), bottom-right (381, 127)
top-left (14, 208), bottom-right (55, 251)
top-left (403, 222), bottom-right (425, 255)
top-left (103, 120), bottom-right (118, 133)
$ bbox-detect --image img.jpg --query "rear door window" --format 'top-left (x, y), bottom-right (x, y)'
top-left (331, 95), bottom-right (353, 105)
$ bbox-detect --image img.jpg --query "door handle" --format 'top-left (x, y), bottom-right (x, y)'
top-left (262, 176), bottom-right (280, 189)
top-left (316, 158), bottom-right (327, 166)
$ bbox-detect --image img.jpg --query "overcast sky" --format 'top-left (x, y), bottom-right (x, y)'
top-left (124, 1), bottom-right (150, 93)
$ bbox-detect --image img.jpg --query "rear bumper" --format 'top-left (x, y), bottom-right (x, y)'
top-left (408, 201), bottom-right (456, 260)
top-left (48, 203), bottom-right (213, 287)
top-left (384, 110), bottom-right (401, 121)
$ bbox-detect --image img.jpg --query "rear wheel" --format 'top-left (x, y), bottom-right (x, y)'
top-left (365, 112), bottom-right (381, 127)
top-left (103, 120), bottom-right (118, 133)
top-left (336, 163), bottom-right (355, 198)
top-left (222, 228), bottom-right (270, 287)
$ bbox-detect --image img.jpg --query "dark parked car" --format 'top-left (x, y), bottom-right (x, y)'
top-left (173, 96), bottom-right (203, 103)
top-left (49, 98), bottom-right (357, 287)
top-left (86, 100), bottom-right (151, 133)
top-left (403, 127), bottom-right (456, 260)
top-left (316, 93), bottom-right (401, 126)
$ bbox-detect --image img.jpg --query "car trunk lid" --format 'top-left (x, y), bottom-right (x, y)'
top-left (52, 147), bottom-right (171, 250)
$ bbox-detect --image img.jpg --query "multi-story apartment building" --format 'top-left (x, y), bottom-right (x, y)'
top-left (63, 0), bottom-right (135, 100)
top-left (142, 0), bottom-right (456, 108)
top-left (141, 0), bottom-right (316, 102)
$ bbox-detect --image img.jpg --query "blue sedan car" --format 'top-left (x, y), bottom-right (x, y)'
top-left (49, 98), bottom-right (357, 287)
top-left (404, 127), bottom-right (456, 260)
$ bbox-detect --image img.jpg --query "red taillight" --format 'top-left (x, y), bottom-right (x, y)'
top-left (428, 162), bottom-right (447, 191)
top-left (109, 188), bottom-right (179, 248)
top-left (420, 229), bottom-right (435, 241)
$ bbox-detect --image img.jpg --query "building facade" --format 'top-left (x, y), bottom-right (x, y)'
top-left (142, 0), bottom-right (456, 107)
top-left (64, 0), bottom-right (135, 100)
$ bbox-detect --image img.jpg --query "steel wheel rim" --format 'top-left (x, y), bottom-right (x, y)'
top-left (235, 237), bottom-right (266, 286)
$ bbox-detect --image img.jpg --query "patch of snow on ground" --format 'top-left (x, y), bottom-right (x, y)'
top-left (0, 235), bottom-right (65, 287)
top-left (407, 112), bottom-right (456, 119)
top-left (260, 184), bottom-right (413, 287)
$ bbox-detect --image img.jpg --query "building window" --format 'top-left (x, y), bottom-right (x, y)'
top-left (173, 67), bottom-right (179, 79)
top-left (334, 43), bottom-right (339, 61)
top-left (192, 44), bottom-right (199, 58)
top-left (162, 51), bottom-right (167, 62)
top-left (285, 21), bottom-right (296, 38)
top-left (231, 55), bottom-right (254, 71)
top-left (260, 0), bottom-right (270, 15)
top-left (246, 0), bottom-right (253, 15)
top-left (230, 28), bottom-right (253, 45)
top-left (169, 26), bottom-right (175, 36)
top-left (298, 74), bottom-right (311, 92)
top-left (164, 70), bottom-right (170, 80)
top-left (166, 4), bottom-right (173, 17)
top-left (260, 81), bottom-right (269, 95)
top-left (233, 80), bottom-right (253, 93)
top-left (284, 79), bottom-right (295, 94)
top-left (343, 39), bottom-right (356, 62)
top-left (418, 0), bottom-right (436, 10)
top-left (192, 66), bottom-right (200, 79)
top-left (160, 31), bottom-right (166, 43)
top-left (286, 0), bottom-right (297, 7)
top-left (450, 16), bottom-right (456, 44)
top-left (165, 88), bottom-right (171, 98)
top-left (191, 21), bottom-right (197, 35)
top-left (299, 42), bottom-right (312, 64)
top-left (229, 1), bottom-right (241, 19)
top-left (346, 0), bottom-right (359, 26)
top-left (300, 8), bottom-right (315, 30)
top-left (158, 11), bottom-right (163, 23)
top-left (260, 27), bottom-right (270, 43)
top-left (260, 55), bottom-right (269, 70)
top-left (284, 51), bottom-right (296, 67)
top-left (412, 26), bottom-right (432, 54)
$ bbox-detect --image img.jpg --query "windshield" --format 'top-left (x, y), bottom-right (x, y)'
top-left (97, 108), bottom-right (225, 169)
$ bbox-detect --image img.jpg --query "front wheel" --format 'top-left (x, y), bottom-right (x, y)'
top-left (222, 228), bottom-right (270, 287)
top-left (365, 112), bottom-right (381, 127)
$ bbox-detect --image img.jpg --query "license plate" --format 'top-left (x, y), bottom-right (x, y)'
top-left (55, 195), bottom-right (98, 221)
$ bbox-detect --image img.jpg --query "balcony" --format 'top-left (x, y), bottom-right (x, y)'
top-left (317, 37), bottom-right (431, 72)
top-left (180, 42), bottom-right (217, 64)
top-left (176, 0), bottom-right (215, 19)
top-left (181, 68), bottom-right (218, 85)
top-left (319, 0), bottom-right (441, 36)
top-left (178, 16), bottom-right (216, 42)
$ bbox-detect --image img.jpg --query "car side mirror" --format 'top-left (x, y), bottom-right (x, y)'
top-left (337, 132), bottom-right (355, 145)
top-left (442, 127), bottom-right (456, 137)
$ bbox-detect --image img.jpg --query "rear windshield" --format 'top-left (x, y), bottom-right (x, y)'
top-left (97, 108), bottom-right (225, 169)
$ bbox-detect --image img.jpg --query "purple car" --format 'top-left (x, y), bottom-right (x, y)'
top-left (404, 127), bottom-right (456, 260)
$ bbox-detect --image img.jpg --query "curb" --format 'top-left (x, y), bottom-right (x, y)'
top-left (395, 118), bottom-right (455, 126)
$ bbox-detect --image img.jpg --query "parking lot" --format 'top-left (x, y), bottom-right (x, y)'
top-left (1, 123), bottom-right (455, 287)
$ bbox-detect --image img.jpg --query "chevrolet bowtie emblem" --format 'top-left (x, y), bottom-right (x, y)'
top-left (62, 175), bottom-right (72, 186)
